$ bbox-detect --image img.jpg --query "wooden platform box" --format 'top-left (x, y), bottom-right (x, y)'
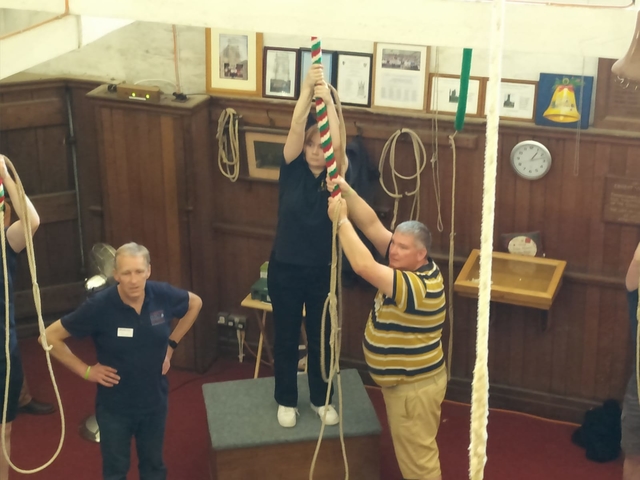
top-left (454, 249), bottom-right (567, 310)
top-left (203, 370), bottom-right (381, 480)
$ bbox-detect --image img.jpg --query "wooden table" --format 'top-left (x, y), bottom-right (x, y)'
top-left (240, 294), bottom-right (275, 379)
top-left (240, 294), bottom-right (307, 379)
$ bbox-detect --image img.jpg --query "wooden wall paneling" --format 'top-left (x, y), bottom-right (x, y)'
top-left (69, 82), bottom-right (105, 269)
top-left (609, 287), bottom-right (632, 399)
top-left (594, 286), bottom-right (617, 399)
top-left (564, 283), bottom-right (588, 398)
top-left (185, 104), bottom-right (218, 371)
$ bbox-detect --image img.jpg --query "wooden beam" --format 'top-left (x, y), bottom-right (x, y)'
top-left (14, 281), bottom-right (85, 319)
top-left (0, 98), bottom-right (66, 131)
top-left (27, 191), bottom-right (78, 224)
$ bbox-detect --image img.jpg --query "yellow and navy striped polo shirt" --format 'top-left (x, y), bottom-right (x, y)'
top-left (363, 259), bottom-right (446, 387)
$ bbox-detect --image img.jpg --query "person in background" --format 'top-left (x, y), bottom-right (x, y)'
top-left (41, 242), bottom-right (202, 480)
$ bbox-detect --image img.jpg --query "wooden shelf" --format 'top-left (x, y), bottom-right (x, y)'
top-left (454, 249), bottom-right (567, 310)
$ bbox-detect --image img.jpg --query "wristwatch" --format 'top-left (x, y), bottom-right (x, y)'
top-left (168, 339), bottom-right (179, 350)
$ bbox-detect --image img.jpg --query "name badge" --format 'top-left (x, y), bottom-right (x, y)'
top-left (117, 328), bottom-right (134, 338)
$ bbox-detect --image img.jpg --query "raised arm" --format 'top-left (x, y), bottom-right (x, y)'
top-left (328, 195), bottom-right (393, 297)
top-left (327, 175), bottom-right (391, 257)
top-left (0, 155), bottom-right (40, 253)
top-left (283, 65), bottom-right (322, 163)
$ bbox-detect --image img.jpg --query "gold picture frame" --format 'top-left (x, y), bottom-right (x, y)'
top-left (244, 129), bottom-right (287, 181)
top-left (206, 29), bottom-right (263, 96)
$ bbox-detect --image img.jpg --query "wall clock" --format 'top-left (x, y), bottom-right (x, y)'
top-left (510, 140), bottom-right (552, 180)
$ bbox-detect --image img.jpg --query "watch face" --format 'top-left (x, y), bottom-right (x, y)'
top-left (510, 141), bottom-right (552, 180)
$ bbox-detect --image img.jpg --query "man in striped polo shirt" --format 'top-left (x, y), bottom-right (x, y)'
top-left (327, 175), bottom-right (447, 480)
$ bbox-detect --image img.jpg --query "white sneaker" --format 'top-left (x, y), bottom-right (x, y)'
top-left (277, 405), bottom-right (298, 428)
top-left (311, 404), bottom-right (339, 425)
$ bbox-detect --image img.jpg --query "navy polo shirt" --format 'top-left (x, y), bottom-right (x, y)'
top-left (61, 281), bottom-right (189, 414)
top-left (273, 154), bottom-right (332, 266)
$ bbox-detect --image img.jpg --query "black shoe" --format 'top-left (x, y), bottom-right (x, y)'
top-left (18, 399), bottom-right (55, 415)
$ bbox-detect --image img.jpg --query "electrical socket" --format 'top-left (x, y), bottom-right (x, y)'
top-left (228, 314), bottom-right (247, 330)
top-left (217, 312), bottom-right (229, 325)
top-left (235, 315), bottom-right (247, 331)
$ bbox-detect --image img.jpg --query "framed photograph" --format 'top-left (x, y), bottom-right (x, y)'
top-left (244, 129), bottom-right (288, 181)
top-left (263, 47), bottom-right (300, 100)
top-left (336, 52), bottom-right (373, 107)
top-left (206, 29), bottom-right (263, 96)
top-left (299, 48), bottom-right (337, 87)
top-left (534, 73), bottom-right (594, 129)
top-left (372, 43), bottom-right (430, 111)
top-left (428, 74), bottom-right (484, 116)
top-left (484, 79), bottom-right (537, 121)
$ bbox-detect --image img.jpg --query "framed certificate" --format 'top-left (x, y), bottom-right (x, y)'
top-left (373, 43), bottom-right (430, 111)
top-left (336, 52), bottom-right (373, 107)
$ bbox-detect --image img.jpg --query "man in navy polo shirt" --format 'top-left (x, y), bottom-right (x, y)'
top-left (41, 242), bottom-right (202, 480)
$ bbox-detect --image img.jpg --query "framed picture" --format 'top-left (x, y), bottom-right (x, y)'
top-left (372, 42), bottom-right (430, 111)
top-left (299, 48), bottom-right (337, 87)
top-left (534, 73), bottom-right (594, 129)
top-left (336, 52), bottom-right (373, 107)
top-left (206, 29), bottom-right (263, 96)
top-left (244, 129), bottom-right (287, 181)
top-left (263, 47), bottom-right (300, 100)
top-left (484, 79), bottom-right (537, 121)
top-left (428, 74), bottom-right (484, 116)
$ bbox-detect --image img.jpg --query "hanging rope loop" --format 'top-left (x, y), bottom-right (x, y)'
top-left (0, 155), bottom-right (65, 474)
top-left (216, 108), bottom-right (240, 182)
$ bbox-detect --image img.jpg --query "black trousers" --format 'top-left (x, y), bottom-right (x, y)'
top-left (268, 256), bottom-right (334, 407)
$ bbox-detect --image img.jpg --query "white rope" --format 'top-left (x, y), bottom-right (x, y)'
top-left (1, 157), bottom-right (65, 474)
top-left (216, 108), bottom-right (240, 182)
top-left (469, 0), bottom-right (506, 478)
top-left (378, 129), bottom-right (429, 230)
top-left (310, 205), bottom-right (348, 480)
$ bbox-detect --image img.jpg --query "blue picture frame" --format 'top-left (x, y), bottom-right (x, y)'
top-left (534, 73), bottom-right (594, 129)
top-left (299, 48), bottom-right (337, 87)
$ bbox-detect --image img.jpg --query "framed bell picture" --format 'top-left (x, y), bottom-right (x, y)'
top-left (206, 29), bottom-right (263, 96)
top-left (373, 43), bottom-right (430, 111)
top-left (335, 52), bottom-right (373, 107)
top-left (484, 79), bottom-right (537, 121)
top-left (263, 47), bottom-right (300, 100)
top-left (244, 128), bottom-right (288, 181)
top-left (428, 73), bottom-right (485, 116)
top-left (534, 73), bottom-right (594, 129)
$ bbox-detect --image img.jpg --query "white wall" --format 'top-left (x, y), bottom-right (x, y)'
top-left (22, 22), bottom-right (601, 96)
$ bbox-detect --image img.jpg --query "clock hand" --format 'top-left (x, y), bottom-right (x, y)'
top-left (529, 152), bottom-right (540, 162)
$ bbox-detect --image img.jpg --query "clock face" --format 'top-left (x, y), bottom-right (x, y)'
top-left (510, 141), bottom-right (552, 180)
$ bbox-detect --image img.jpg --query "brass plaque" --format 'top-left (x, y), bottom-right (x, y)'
top-left (603, 175), bottom-right (640, 225)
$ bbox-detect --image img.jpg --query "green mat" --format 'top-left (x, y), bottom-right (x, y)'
top-left (202, 369), bottom-right (382, 451)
